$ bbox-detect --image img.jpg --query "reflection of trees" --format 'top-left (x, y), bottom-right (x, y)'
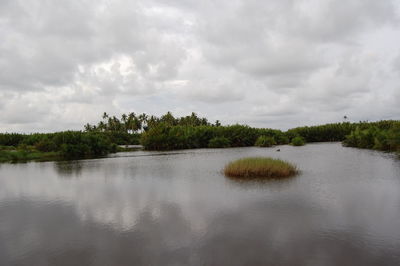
top-left (54, 161), bottom-right (84, 177)
top-left (224, 174), bottom-right (296, 189)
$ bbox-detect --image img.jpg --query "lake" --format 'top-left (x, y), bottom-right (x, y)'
top-left (1, 143), bottom-right (400, 265)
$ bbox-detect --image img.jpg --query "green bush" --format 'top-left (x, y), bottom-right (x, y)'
top-left (35, 138), bottom-right (57, 152)
top-left (208, 137), bottom-right (231, 148)
top-left (291, 136), bottom-right (305, 146)
top-left (140, 123), bottom-right (288, 150)
top-left (0, 133), bottom-right (25, 146)
top-left (140, 123), bottom-right (174, 150)
top-left (343, 122), bottom-right (400, 152)
top-left (255, 135), bottom-right (276, 147)
top-left (0, 131), bottom-right (115, 162)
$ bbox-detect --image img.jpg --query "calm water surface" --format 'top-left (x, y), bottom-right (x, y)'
top-left (1, 143), bottom-right (400, 265)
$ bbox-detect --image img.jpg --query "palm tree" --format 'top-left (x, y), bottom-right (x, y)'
top-left (108, 117), bottom-right (114, 132)
top-left (127, 112), bottom-right (137, 133)
top-left (138, 113), bottom-right (148, 131)
top-left (84, 123), bottom-right (92, 131)
top-left (121, 114), bottom-right (128, 132)
top-left (98, 121), bottom-right (105, 132)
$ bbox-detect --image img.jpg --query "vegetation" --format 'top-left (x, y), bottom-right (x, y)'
top-left (255, 135), bottom-right (276, 147)
top-left (1, 110), bottom-right (399, 163)
top-left (140, 123), bottom-right (288, 150)
top-left (85, 111), bottom-right (211, 135)
top-left (0, 147), bottom-right (59, 163)
top-left (291, 136), bottom-right (306, 146)
top-left (0, 131), bottom-right (116, 162)
top-left (343, 122), bottom-right (400, 153)
top-left (286, 123), bottom-right (354, 142)
top-left (224, 157), bottom-right (298, 179)
top-left (208, 137), bottom-right (231, 148)
top-left (286, 120), bottom-right (399, 143)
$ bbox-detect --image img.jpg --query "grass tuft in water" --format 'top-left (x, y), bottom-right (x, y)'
top-left (224, 157), bottom-right (298, 179)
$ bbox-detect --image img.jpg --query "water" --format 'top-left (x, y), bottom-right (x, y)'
top-left (1, 143), bottom-right (400, 266)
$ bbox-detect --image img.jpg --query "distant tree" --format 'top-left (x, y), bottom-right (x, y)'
top-left (84, 123), bottom-right (93, 132)
top-left (160, 112), bottom-right (177, 126)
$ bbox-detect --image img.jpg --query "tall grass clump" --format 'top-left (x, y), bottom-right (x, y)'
top-left (224, 157), bottom-right (298, 179)
top-left (255, 135), bottom-right (276, 147)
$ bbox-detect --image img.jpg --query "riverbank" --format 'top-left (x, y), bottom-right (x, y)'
top-left (0, 147), bottom-right (60, 163)
top-left (1, 118), bottom-right (399, 163)
top-left (0, 144), bottom-right (145, 163)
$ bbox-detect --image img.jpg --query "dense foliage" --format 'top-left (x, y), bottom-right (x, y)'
top-left (85, 112), bottom-right (212, 133)
top-left (1, 110), bottom-right (399, 162)
top-left (343, 122), bottom-right (400, 152)
top-left (255, 135), bottom-right (276, 147)
top-left (287, 120), bottom-right (399, 143)
top-left (140, 123), bottom-right (287, 150)
top-left (291, 136), bottom-right (306, 146)
top-left (138, 115), bottom-right (400, 151)
top-left (0, 131), bottom-right (116, 159)
top-left (208, 137), bottom-right (231, 148)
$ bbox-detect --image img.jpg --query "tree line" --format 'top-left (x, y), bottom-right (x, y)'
top-left (343, 123), bottom-right (400, 152)
top-left (1, 112), bottom-right (399, 162)
top-left (84, 111), bottom-right (214, 133)
top-left (0, 131), bottom-right (117, 158)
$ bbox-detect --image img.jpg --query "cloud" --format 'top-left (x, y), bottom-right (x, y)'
top-left (1, 0), bottom-right (400, 132)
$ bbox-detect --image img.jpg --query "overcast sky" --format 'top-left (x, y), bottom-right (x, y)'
top-left (1, 0), bottom-right (400, 132)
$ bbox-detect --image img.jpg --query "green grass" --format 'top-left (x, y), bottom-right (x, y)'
top-left (0, 150), bottom-right (60, 163)
top-left (224, 157), bottom-right (298, 179)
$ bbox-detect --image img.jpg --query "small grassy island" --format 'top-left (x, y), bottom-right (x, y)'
top-left (224, 157), bottom-right (298, 179)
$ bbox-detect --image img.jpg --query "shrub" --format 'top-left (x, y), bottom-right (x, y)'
top-left (140, 123), bottom-right (174, 150)
top-left (343, 123), bottom-right (400, 152)
top-left (208, 137), bottom-right (230, 148)
top-left (35, 139), bottom-right (57, 152)
top-left (224, 157), bottom-right (298, 179)
top-left (291, 136), bottom-right (305, 146)
top-left (0, 133), bottom-right (25, 146)
top-left (274, 133), bottom-right (289, 145)
top-left (255, 135), bottom-right (276, 147)
top-left (140, 123), bottom-right (288, 150)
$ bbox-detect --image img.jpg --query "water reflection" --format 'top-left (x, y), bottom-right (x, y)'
top-left (0, 143), bottom-right (400, 265)
top-left (54, 161), bottom-right (84, 177)
top-left (225, 174), bottom-right (297, 187)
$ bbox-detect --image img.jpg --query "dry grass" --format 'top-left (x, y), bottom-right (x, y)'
top-left (224, 157), bottom-right (298, 179)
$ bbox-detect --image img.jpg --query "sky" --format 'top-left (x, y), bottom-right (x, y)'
top-left (1, 0), bottom-right (400, 132)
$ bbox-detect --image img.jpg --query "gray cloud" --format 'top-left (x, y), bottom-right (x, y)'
top-left (1, 0), bottom-right (400, 132)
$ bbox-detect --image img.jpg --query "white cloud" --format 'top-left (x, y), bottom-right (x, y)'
top-left (1, 0), bottom-right (400, 132)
